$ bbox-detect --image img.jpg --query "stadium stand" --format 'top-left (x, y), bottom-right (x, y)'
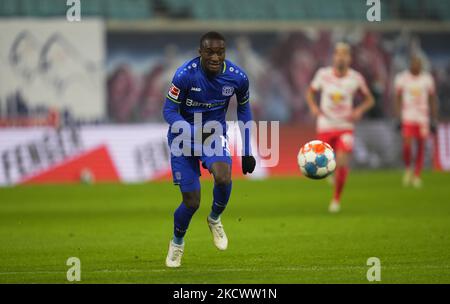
top-left (0, 0), bottom-right (448, 21)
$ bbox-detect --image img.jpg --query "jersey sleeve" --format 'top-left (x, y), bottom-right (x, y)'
top-left (236, 74), bottom-right (253, 156)
top-left (310, 68), bottom-right (323, 91)
top-left (162, 70), bottom-right (188, 126)
top-left (165, 70), bottom-right (188, 105)
top-left (236, 75), bottom-right (250, 105)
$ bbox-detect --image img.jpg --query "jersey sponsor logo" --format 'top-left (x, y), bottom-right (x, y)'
top-left (222, 86), bottom-right (234, 96)
top-left (409, 86), bottom-right (422, 97)
top-left (191, 87), bottom-right (202, 92)
top-left (186, 99), bottom-right (226, 109)
top-left (329, 92), bottom-right (345, 104)
top-left (168, 83), bottom-right (180, 100)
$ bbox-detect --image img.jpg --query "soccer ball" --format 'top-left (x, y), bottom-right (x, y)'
top-left (297, 140), bottom-right (336, 179)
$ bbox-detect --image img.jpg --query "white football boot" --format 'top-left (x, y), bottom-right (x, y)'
top-left (165, 240), bottom-right (184, 268)
top-left (412, 175), bottom-right (422, 188)
top-left (402, 168), bottom-right (412, 187)
top-left (327, 174), bottom-right (335, 186)
top-left (207, 216), bottom-right (228, 251)
top-left (328, 200), bottom-right (341, 213)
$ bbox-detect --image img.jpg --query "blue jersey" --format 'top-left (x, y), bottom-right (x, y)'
top-left (162, 56), bottom-right (252, 155)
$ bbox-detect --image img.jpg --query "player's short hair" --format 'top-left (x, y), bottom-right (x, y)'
top-left (335, 42), bottom-right (351, 54)
top-left (200, 31), bottom-right (225, 48)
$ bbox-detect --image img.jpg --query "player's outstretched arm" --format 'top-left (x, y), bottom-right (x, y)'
top-left (429, 92), bottom-right (439, 134)
top-left (394, 90), bottom-right (403, 130)
top-left (395, 91), bottom-right (402, 120)
top-left (306, 87), bottom-right (322, 118)
top-left (163, 98), bottom-right (184, 126)
top-left (393, 74), bottom-right (404, 130)
top-left (163, 98), bottom-right (203, 147)
top-left (237, 101), bottom-right (256, 175)
top-left (429, 94), bottom-right (438, 122)
top-left (306, 68), bottom-right (323, 118)
top-left (236, 77), bottom-right (256, 175)
top-left (163, 72), bottom-right (201, 143)
top-left (352, 76), bottom-right (375, 121)
top-left (163, 72), bottom-right (189, 126)
top-left (353, 90), bottom-right (375, 121)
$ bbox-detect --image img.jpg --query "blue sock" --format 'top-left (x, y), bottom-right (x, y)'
top-left (209, 182), bottom-right (232, 220)
top-left (173, 235), bottom-right (184, 245)
top-left (173, 202), bottom-right (198, 245)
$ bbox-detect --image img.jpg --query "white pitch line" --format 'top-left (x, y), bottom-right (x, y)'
top-left (0, 264), bottom-right (449, 276)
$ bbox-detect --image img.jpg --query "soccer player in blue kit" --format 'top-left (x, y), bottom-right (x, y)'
top-left (163, 32), bottom-right (256, 267)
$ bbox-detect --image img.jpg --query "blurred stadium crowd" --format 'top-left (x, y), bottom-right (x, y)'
top-left (1, 0), bottom-right (450, 125)
top-left (106, 30), bottom-right (450, 124)
top-left (1, 0), bottom-right (450, 184)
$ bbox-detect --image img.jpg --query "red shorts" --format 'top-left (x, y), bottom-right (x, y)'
top-left (317, 130), bottom-right (354, 153)
top-left (402, 123), bottom-right (429, 139)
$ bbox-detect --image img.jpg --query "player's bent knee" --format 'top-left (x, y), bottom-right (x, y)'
top-left (211, 163), bottom-right (232, 186)
top-left (182, 191), bottom-right (200, 210)
top-left (214, 172), bottom-right (231, 186)
top-left (183, 199), bottom-right (200, 210)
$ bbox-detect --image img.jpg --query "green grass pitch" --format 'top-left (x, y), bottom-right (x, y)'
top-left (0, 170), bottom-right (449, 283)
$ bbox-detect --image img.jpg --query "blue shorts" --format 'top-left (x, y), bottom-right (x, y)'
top-left (170, 136), bottom-right (232, 192)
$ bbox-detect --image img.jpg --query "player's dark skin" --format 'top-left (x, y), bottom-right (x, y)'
top-left (181, 38), bottom-right (231, 209)
top-left (199, 39), bottom-right (226, 76)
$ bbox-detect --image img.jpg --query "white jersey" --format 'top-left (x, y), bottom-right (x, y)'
top-left (394, 70), bottom-right (435, 126)
top-left (310, 67), bottom-right (370, 132)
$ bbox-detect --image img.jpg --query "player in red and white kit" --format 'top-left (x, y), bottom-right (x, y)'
top-left (306, 42), bottom-right (374, 213)
top-left (394, 56), bottom-right (438, 188)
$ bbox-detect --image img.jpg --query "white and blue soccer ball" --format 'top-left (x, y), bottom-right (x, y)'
top-left (297, 140), bottom-right (336, 179)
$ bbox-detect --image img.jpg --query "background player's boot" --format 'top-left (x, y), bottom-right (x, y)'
top-left (327, 174), bottom-right (335, 186)
top-left (165, 240), bottom-right (184, 268)
top-left (207, 216), bottom-right (228, 250)
top-left (328, 199), bottom-right (341, 213)
top-left (403, 168), bottom-right (412, 187)
top-left (412, 176), bottom-right (422, 188)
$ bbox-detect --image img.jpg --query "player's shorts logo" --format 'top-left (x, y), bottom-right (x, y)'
top-left (168, 83), bottom-right (180, 100)
top-left (175, 171), bottom-right (182, 180)
top-left (222, 86), bottom-right (234, 96)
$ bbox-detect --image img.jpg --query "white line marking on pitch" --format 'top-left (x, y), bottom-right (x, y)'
top-left (0, 265), bottom-right (449, 276)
